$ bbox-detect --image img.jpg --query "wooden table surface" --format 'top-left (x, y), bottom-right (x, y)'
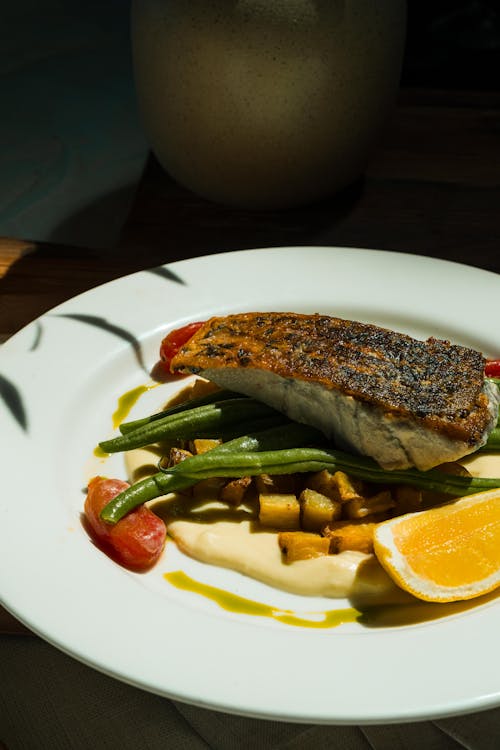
top-left (0, 86), bottom-right (498, 633)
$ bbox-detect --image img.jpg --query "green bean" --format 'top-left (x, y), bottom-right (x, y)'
top-left (99, 398), bottom-right (281, 453)
top-left (99, 472), bottom-right (195, 522)
top-left (169, 446), bottom-right (500, 496)
top-left (102, 438), bottom-right (500, 525)
top-left (165, 420), bottom-right (322, 462)
top-left (99, 421), bottom-right (324, 523)
top-left (119, 389), bottom-right (242, 433)
top-left (100, 378), bottom-right (500, 520)
top-left (483, 427), bottom-right (500, 452)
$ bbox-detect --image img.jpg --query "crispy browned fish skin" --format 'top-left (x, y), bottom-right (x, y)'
top-left (170, 312), bottom-right (491, 446)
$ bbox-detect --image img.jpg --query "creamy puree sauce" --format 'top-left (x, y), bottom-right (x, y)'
top-left (124, 446), bottom-right (500, 606)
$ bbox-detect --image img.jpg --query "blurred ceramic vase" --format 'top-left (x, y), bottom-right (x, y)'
top-left (131, 0), bottom-right (406, 209)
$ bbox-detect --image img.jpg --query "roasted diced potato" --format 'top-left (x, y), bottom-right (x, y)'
top-left (162, 378), bottom-right (219, 409)
top-left (304, 469), bottom-right (341, 501)
top-left (322, 519), bottom-right (380, 554)
top-left (278, 531), bottom-right (330, 562)
top-left (343, 489), bottom-right (395, 519)
top-left (188, 378), bottom-right (221, 400)
top-left (219, 476), bottom-right (253, 505)
top-left (258, 493), bottom-right (300, 529)
top-left (333, 471), bottom-right (365, 503)
top-left (420, 462), bottom-right (472, 507)
top-left (299, 488), bottom-right (342, 531)
top-left (434, 461), bottom-right (471, 477)
top-left (192, 477), bottom-right (226, 501)
top-left (189, 438), bottom-right (222, 455)
top-left (393, 485), bottom-right (423, 514)
top-left (255, 473), bottom-right (298, 495)
top-left (166, 446), bottom-right (193, 467)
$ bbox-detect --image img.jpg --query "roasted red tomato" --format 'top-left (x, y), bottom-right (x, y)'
top-left (84, 477), bottom-right (166, 571)
top-left (485, 360), bottom-right (500, 378)
top-left (160, 321), bottom-right (205, 372)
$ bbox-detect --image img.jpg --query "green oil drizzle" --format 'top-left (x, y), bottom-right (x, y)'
top-left (165, 571), bottom-right (500, 630)
top-left (165, 570), bottom-right (361, 629)
top-left (93, 382), bottom-right (159, 458)
top-left (112, 384), bottom-right (153, 429)
top-left (93, 444), bottom-right (110, 459)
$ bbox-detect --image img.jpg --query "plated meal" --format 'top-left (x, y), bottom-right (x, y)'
top-left (85, 311), bottom-right (500, 608)
top-left (3, 246), bottom-right (500, 723)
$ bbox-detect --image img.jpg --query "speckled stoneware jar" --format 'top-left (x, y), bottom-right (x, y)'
top-left (131, 0), bottom-right (406, 209)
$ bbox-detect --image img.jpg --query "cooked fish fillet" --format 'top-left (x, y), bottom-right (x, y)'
top-left (170, 312), bottom-right (499, 470)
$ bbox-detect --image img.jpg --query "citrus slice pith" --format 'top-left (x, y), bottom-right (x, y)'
top-left (373, 489), bottom-right (500, 603)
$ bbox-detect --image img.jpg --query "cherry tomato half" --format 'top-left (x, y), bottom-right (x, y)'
top-left (84, 477), bottom-right (166, 571)
top-left (485, 360), bottom-right (500, 378)
top-left (159, 321), bottom-right (205, 372)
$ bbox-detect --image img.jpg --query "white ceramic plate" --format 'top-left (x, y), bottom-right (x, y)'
top-left (1, 246), bottom-right (500, 725)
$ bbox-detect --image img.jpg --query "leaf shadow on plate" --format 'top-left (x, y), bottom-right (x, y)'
top-left (50, 258), bottom-right (192, 375)
top-left (145, 266), bottom-right (186, 285)
top-left (29, 321), bottom-right (43, 351)
top-left (0, 373), bottom-right (28, 431)
top-left (53, 313), bottom-right (149, 374)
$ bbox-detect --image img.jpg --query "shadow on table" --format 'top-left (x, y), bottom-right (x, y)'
top-left (3, 148), bottom-right (499, 342)
top-left (115, 156), bottom-right (367, 263)
top-left (0, 166), bottom-right (368, 336)
top-left (109, 155), bottom-right (500, 275)
top-left (46, 184), bottom-right (141, 251)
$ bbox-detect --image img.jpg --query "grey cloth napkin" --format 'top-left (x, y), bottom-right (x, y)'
top-left (2, 636), bottom-right (499, 750)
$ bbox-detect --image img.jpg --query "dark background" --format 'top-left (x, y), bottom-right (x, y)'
top-left (0, 0), bottom-right (498, 251)
top-left (402, 0), bottom-right (500, 89)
